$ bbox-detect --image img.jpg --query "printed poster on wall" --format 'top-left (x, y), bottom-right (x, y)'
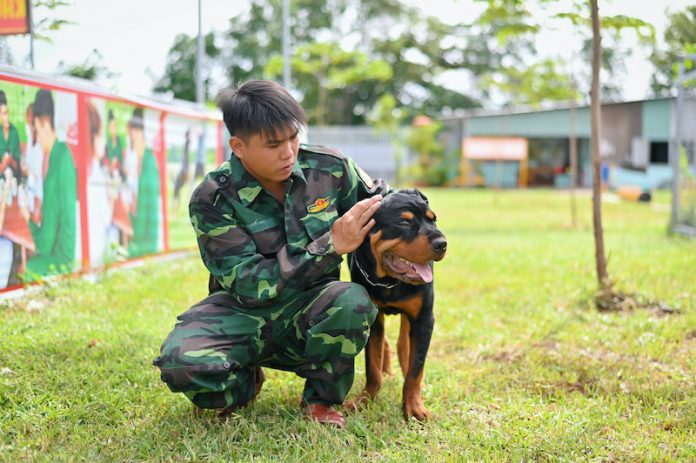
top-left (0, 81), bottom-right (81, 288)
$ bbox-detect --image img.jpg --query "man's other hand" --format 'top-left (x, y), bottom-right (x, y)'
top-left (331, 195), bottom-right (382, 255)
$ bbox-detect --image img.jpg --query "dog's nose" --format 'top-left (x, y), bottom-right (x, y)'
top-left (432, 238), bottom-right (447, 253)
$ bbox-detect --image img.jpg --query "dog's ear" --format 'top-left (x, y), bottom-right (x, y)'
top-left (401, 188), bottom-right (429, 205)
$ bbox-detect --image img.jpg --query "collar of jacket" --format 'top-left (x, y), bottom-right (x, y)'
top-left (228, 152), bottom-right (307, 207)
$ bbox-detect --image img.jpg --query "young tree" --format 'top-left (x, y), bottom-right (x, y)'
top-left (589, 0), bottom-right (609, 291)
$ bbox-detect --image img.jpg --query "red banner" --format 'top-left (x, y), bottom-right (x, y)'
top-left (0, 0), bottom-right (30, 36)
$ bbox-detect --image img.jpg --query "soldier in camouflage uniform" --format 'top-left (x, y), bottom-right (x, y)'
top-left (154, 80), bottom-right (388, 428)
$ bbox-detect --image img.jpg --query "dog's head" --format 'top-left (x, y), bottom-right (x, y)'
top-left (365, 189), bottom-right (447, 285)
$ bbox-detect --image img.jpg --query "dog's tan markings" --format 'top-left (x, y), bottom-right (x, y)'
top-left (363, 312), bottom-right (386, 398)
top-left (425, 209), bottom-right (435, 220)
top-left (389, 293), bottom-right (424, 320)
top-left (401, 332), bottom-right (430, 420)
top-left (370, 231), bottom-right (401, 278)
top-left (400, 211), bottom-right (414, 220)
top-left (402, 367), bottom-right (430, 420)
top-left (397, 314), bottom-right (410, 377)
top-left (389, 235), bottom-right (433, 264)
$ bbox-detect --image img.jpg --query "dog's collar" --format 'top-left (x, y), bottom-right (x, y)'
top-left (350, 255), bottom-right (399, 289)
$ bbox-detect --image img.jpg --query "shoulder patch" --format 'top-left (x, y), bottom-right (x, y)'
top-left (300, 143), bottom-right (345, 159)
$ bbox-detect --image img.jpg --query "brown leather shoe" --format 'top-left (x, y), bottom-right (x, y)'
top-left (302, 403), bottom-right (346, 428)
top-left (216, 366), bottom-right (265, 420)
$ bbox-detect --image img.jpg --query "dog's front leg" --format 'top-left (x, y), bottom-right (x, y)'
top-left (402, 301), bottom-right (434, 421)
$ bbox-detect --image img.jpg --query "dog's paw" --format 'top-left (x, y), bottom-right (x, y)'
top-left (402, 399), bottom-right (431, 421)
top-left (343, 391), bottom-right (372, 413)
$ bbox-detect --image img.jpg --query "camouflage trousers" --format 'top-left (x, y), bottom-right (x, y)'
top-left (154, 280), bottom-right (378, 409)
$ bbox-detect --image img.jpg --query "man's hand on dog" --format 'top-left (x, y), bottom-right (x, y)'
top-left (331, 195), bottom-right (382, 255)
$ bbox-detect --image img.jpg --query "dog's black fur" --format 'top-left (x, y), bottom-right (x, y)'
top-left (348, 189), bottom-right (446, 420)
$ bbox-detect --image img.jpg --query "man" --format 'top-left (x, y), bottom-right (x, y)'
top-left (0, 90), bottom-right (23, 286)
top-left (105, 109), bottom-right (124, 176)
top-left (24, 89), bottom-right (76, 279)
top-left (0, 90), bottom-right (21, 178)
top-left (154, 80), bottom-right (387, 428)
top-left (127, 107), bottom-right (160, 257)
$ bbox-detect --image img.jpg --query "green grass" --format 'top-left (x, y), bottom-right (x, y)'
top-left (1, 189), bottom-right (694, 462)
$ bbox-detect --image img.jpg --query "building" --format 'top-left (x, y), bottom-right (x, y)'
top-left (443, 97), bottom-right (683, 190)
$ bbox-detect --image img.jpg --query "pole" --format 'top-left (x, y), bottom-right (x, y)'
top-left (196, 0), bottom-right (204, 106)
top-left (28, 0), bottom-right (34, 69)
top-left (282, 0), bottom-right (291, 90)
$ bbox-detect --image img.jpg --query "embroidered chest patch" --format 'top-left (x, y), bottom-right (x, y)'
top-left (307, 196), bottom-right (331, 213)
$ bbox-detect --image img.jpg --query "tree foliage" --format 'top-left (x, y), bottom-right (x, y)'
top-left (32, 0), bottom-right (75, 43)
top-left (265, 42), bottom-right (392, 125)
top-left (56, 48), bottom-right (114, 81)
top-left (649, 5), bottom-right (696, 96)
top-left (155, 0), bottom-right (484, 123)
top-left (475, 0), bottom-right (654, 105)
top-left (153, 32), bottom-right (220, 102)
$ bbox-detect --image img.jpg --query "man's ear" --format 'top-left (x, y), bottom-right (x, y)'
top-left (229, 136), bottom-right (245, 159)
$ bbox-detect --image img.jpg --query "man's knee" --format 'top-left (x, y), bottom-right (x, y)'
top-left (154, 296), bottom-right (262, 393)
top-left (327, 281), bottom-right (378, 325)
top-left (304, 282), bottom-right (378, 357)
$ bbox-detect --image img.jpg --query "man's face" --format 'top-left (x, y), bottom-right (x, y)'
top-left (131, 127), bottom-right (146, 156)
top-left (0, 105), bottom-right (9, 130)
top-left (34, 117), bottom-right (53, 155)
top-left (109, 119), bottom-right (117, 138)
top-left (231, 127), bottom-right (300, 186)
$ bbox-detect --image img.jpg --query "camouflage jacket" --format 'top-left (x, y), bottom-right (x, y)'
top-left (189, 144), bottom-right (389, 308)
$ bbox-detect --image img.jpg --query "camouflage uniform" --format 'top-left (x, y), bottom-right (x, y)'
top-left (154, 144), bottom-right (389, 408)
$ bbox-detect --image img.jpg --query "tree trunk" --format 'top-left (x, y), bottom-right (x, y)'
top-left (590, 0), bottom-right (609, 289)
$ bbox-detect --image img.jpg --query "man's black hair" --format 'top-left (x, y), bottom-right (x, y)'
top-left (33, 89), bottom-right (55, 129)
top-left (108, 108), bottom-right (115, 122)
top-left (129, 107), bottom-right (144, 130)
top-left (0, 90), bottom-right (7, 107)
top-left (216, 80), bottom-right (306, 141)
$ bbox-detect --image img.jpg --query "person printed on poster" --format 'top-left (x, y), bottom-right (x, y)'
top-left (127, 107), bottom-right (160, 257)
top-left (22, 89), bottom-right (77, 280)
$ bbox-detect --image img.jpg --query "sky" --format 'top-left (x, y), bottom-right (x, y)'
top-left (4, 0), bottom-right (695, 105)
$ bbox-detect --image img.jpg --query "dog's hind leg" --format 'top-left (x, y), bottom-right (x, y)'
top-left (345, 311), bottom-right (386, 411)
top-left (382, 337), bottom-right (393, 376)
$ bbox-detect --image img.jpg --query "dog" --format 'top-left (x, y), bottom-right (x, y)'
top-left (347, 189), bottom-right (447, 420)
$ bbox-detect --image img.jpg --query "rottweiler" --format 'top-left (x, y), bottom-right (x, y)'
top-left (347, 189), bottom-right (447, 421)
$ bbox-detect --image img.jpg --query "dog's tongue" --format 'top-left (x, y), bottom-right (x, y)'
top-left (412, 262), bottom-right (433, 283)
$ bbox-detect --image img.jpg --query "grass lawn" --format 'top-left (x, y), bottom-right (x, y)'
top-left (1, 189), bottom-right (694, 462)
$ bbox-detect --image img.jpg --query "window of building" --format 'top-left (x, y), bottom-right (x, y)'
top-left (649, 141), bottom-right (669, 164)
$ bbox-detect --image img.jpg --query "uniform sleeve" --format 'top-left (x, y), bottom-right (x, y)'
top-left (190, 198), bottom-right (343, 308)
top-left (337, 156), bottom-right (392, 214)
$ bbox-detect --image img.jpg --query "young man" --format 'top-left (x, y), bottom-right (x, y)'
top-left (105, 109), bottom-right (124, 176)
top-left (24, 89), bottom-right (76, 279)
top-left (0, 90), bottom-right (22, 178)
top-left (127, 107), bottom-right (160, 258)
top-left (154, 80), bottom-right (387, 428)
